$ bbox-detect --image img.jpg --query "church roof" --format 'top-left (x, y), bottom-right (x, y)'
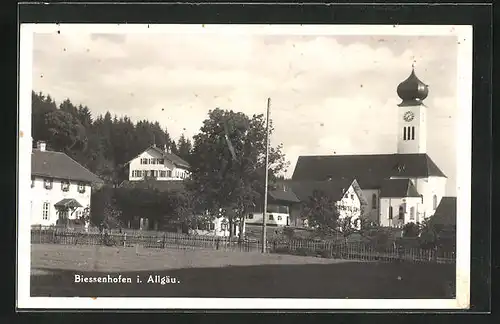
top-left (379, 179), bottom-right (421, 198)
top-left (291, 153), bottom-right (446, 189)
top-left (429, 196), bottom-right (456, 227)
top-left (285, 178), bottom-right (357, 202)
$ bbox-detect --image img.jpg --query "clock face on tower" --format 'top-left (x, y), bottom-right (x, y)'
top-left (403, 111), bottom-right (415, 122)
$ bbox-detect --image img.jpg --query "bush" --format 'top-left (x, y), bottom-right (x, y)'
top-left (396, 236), bottom-right (420, 249)
top-left (317, 248), bottom-right (332, 258)
top-left (282, 227), bottom-right (295, 240)
top-left (402, 223), bottom-right (420, 238)
top-left (294, 247), bottom-right (317, 257)
top-left (419, 230), bottom-right (437, 250)
top-left (370, 230), bottom-right (393, 252)
top-left (273, 246), bottom-right (292, 254)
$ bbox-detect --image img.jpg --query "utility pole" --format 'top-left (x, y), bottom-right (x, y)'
top-left (262, 98), bottom-right (271, 253)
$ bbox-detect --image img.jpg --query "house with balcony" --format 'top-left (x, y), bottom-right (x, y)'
top-left (30, 141), bottom-right (103, 227)
top-left (125, 144), bottom-right (190, 181)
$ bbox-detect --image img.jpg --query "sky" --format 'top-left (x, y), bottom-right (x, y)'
top-left (31, 27), bottom-right (460, 195)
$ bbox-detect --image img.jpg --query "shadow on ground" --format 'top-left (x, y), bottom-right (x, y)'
top-left (31, 261), bottom-right (455, 299)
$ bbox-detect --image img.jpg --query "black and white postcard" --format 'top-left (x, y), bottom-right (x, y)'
top-left (18, 23), bottom-right (472, 310)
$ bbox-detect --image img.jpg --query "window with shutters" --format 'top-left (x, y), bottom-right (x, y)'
top-left (42, 202), bottom-right (50, 220)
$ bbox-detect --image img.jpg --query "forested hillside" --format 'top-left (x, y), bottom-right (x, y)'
top-left (31, 91), bottom-right (193, 184)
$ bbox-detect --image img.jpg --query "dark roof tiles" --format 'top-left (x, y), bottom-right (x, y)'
top-left (292, 153), bottom-right (446, 189)
top-left (429, 196), bottom-right (456, 226)
top-left (31, 149), bottom-right (103, 184)
top-left (285, 178), bottom-right (355, 202)
top-left (268, 189), bottom-right (301, 204)
top-left (379, 179), bottom-right (421, 198)
top-left (54, 198), bottom-right (83, 208)
top-left (148, 146), bottom-right (190, 169)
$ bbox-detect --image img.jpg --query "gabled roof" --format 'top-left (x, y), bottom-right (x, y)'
top-left (268, 189), bottom-right (301, 204)
top-left (429, 196), bottom-right (456, 227)
top-left (119, 180), bottom-right (186, 192)
top-left (285, 178), bottom-right (357, 202)
top-left (379, 179), bottom-right (421, 198)
top-left (54, 198), bottom-right (83, 209)
top-left (125, 145), bottom-right (190, 169)
top-left (31, 149), bottom-right (103, 184)
top-left (148, 145), bottom-right (190, 169)
top-left (292, 153), bottom-right (446, 189)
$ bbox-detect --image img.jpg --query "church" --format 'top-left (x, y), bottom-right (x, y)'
top-left (289, 66), bottom-right (448, 228)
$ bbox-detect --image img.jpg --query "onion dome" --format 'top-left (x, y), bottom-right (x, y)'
top-left (396, 66), bottom-right (429, 106)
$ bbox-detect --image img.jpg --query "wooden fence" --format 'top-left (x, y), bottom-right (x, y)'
top-left (31, 226), bottom-right (263, 253)
top-left (30, 226), bottom-right (455, 264)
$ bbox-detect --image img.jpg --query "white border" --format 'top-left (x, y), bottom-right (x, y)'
top-left (17, 24), bottom-right (472, 310)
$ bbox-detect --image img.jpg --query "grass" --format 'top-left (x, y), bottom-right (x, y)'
top-left (30, 244), bottom-right (456, 299)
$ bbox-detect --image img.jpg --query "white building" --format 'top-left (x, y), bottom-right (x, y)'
top-left (245, 188), bottom-right (301, 227)
top-left (190, 211), bottom-right (245, 238)
top-left (291, 66), bottom-right (447, 227)
top-left (30, 141), bottom-right (103, 227)
top-left (125, 144), bottom-right (190, 181)
top-left (287, 178), bottom-right (367, 229)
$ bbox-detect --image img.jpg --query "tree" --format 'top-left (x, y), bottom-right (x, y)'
top-left (44, 110), bottom-right (87, 153)
top-left (300, 189), bottom-right (341, 238)
top-left (32, 91), bottom-right (59, 142)
top-left (187, 108), bottom-right (288, 240)
top-left (177, 134), bottom-right (193, 163)
top-left (165, 189), bottom-right (199, 229)
top-left (59, 98), bottom-right (79, 117)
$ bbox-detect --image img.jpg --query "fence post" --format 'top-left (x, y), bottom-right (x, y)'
top-left (123, 233), bottom-right (127, 247)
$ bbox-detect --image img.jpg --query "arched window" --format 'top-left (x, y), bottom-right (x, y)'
top-left (372, 193), bottom-right (377, 210)
top-left (410, 206), bottom-right (415, 220)
top-left (403, 127), bottom-right (407, 140)
top-left (433, 194), bottom-right (438, 209)
top-left (411, 126), bottom-right (415, 140)
top-left (399, 205), bottom-right (405, 220)
top-left (388, 206), bottom-right (393, 219)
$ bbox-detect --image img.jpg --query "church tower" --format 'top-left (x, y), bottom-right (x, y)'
top-left (396, 65), bottom-right (429, 154)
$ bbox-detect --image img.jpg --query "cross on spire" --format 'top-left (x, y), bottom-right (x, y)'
top-left (412, 56), bottom-right (416, 70)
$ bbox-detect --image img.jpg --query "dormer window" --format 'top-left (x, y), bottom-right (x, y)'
top-left (396, 164), bottom-right (406, 173)
top-left (77, 182), bottom-right (86, 193)
top-left (61, 180), bottom-right (70, 192)
top-left (43, 178), bottom-right (53, 190)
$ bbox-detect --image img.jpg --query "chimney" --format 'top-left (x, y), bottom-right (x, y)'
top-left (37, 141), bottom-right (46, 151)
